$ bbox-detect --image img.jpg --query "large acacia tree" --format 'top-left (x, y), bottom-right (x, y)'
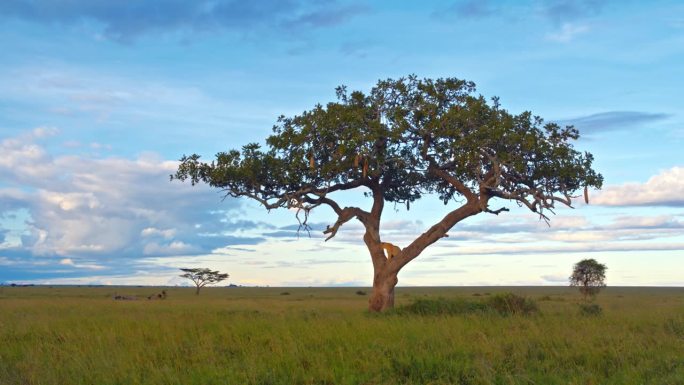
top-left (174, 76), bottom-right (602, 312)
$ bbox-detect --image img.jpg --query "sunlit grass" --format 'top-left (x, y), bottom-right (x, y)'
top-left (1, 286), bottom-right (683, 384)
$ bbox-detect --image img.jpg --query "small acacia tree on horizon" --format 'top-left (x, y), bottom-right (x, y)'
top-left (570, 258), bottom-right (607, 301)
top-left (179, 268), bottom-right (229, 295)
top-left (173, 75), bottom-right (602, 312)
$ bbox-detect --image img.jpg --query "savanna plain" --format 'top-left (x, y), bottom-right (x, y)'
top-left (1, 285), bottom-right (683, 385)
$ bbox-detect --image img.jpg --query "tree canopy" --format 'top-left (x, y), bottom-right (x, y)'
top-left (174, 75), bottom-right (602, 311)
top-left (569, 259), bottom-right (607, 301)
top-left (179, 268), bottom-right (229, 295)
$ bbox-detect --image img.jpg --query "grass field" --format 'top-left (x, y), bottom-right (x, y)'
top-left (1, 285), bottom-right (683, 385)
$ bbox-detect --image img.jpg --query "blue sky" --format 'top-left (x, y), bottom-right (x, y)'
top-left (1, 0), bottom-right (683, 287)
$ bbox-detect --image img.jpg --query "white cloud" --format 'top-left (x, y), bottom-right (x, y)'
top-left (593, 167), bottom-right (684, 206)
top-left (606, 215), bottom-right (683, 229)
top-left (40, 191), bottom-right (101, 211)
top-left (439, 241), bottom-right (684, 256)
top-left (546, 232), bottom-right (610, 242)
top-left (89, 142), bottom-right (112, 150)
top-left (382, 220), bottom-right (424, 231)
top-left (0, 129), bottom-right (245, 264)
top-left (0, 132), bottom-right (56, 182)
top-left (31, 126), bottom-right (60, 139)
top-left (551, 215), bottom-right (591, 229)
top-left (540, 274), bottom-right (568, 283)
top-left (59, 257), bottom-right (105, 270)
top-left (143, 241), bottom-right (199, 256)
top-left (546, 23), bottom-right (590, 42)
top-left (141, 227), bottom-right (177, 239)
top-left (22, 270), bottom-right (185, 286)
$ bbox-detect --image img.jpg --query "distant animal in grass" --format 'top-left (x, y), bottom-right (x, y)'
top-left (113, 294), bottom-right (138, 301)
top-left (147, 290), bottom-right (167, 300)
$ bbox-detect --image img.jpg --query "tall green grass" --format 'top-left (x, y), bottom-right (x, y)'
top-left (1, 286), bottom-right (683, 384)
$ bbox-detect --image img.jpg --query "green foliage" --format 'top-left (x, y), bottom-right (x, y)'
top-left (173, 75), bottom-right (602, 220)
top-left (486, 292), bottom-right (539, 316)
top-left (398, 297), bottom-right (489, 316)
top-left (569, 259), bottom-right (607, 301)
top-left (398, 293), bottom-right (538, 316)
top-left (579, 303), bottom-right (603, 316)
top-left (179, 268), bottom-right (229, 295)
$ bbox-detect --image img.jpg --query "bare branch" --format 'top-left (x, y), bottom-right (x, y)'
top-left (323, 207), bottom-right (367, 241)
top-left (484, 206), bottom-right (509, 215)
top-left (313, 178), bottom-right (368, 195)
top-left (304, 194), bottom-right (344, 216)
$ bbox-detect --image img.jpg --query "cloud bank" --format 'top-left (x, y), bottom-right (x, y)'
top-left (0, 128), bottom-right (270, 279)
top-left (593, 167), bottom-right (684, 207)
top-left (2, 129), bottom-right (682, 285)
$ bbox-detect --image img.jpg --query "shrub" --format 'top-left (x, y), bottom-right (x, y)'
top-left (398, 293), bottom-right (539, 317)
top-left (578, 303), bottom-right (602, 316)
top-left (486, 292), bottom-right (538, 316)
top-left (280, 292), bottom-right (290, 296)
top-left (398, 297), bottom-right (488, 316)
top-left (355, 290), bottom-right (367, 296)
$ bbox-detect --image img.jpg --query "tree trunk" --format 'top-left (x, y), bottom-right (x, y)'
top-left (195, 286), bottom-right (200, 295)
top-left (368, 269), bottom-right (398, 312)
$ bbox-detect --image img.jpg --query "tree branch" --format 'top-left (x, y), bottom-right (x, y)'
top-left (428, 164), bottom-right (478, 203)
top-left (323, 207), bottom-right (367, 241)
top-left (484, 206), bottom-right (509, 215)
top-left (313, 178), bottom-right (368, 195)
top-left (369, 178), bottom-right (384, 219)
top-left (479, 149), bottom-right (502, 189)
top-left (391, 202), bottom-right (480, 272)
top-left (224, 178), bottom-right (374, 238)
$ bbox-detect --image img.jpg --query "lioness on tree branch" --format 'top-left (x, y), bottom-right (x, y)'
top-left (381, 242), bottom-right (401, 261)
top-left (173, 75), bottom-right (602, 312)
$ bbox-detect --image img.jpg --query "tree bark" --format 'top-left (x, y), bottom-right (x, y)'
top-left (362, 179), bottom-right (484, 312)
top-left (365, 202), bottom-right (481, 312)
top-left (366, 231), bottom-right (400, 312)
top-left (368, 267), bottom-right (398, 312)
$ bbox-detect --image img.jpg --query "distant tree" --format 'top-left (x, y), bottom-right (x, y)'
top-left (179, 268), bottom-right (229, 295)
top-left (174, 75), bottom-right (602, 312)
top-left (569, 259), bottom-right (607, 301)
